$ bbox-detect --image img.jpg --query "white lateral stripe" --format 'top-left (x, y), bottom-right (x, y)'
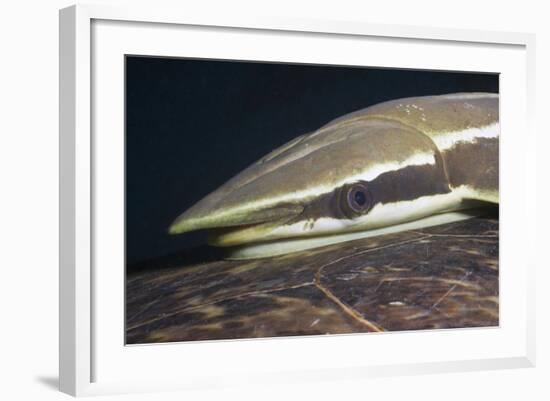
top-left (345, 152), bottom-right (436, 184)
top-left (432, 123), bottom-right (499, 151)
top-left (249, 153), bottom-right (435, 208)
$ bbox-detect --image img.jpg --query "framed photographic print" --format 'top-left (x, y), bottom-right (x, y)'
top-left (59, 4), bottom-right (536, 396)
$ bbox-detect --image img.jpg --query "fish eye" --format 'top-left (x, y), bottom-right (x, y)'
top-left (354, 190), bottom-right (366, 206)
top-left (339, 181), bottom-right (373, 219)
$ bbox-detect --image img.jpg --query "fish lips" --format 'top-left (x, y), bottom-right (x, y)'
top-left (169, 203), bottom-right (304, 246)
top-left (206, 217), bottom-right (293, 247)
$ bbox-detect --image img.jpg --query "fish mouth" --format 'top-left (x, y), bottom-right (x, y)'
top-left (168, 202), bottom-right (305, 247)
top-left (205, 218), bottom-right (294, 247)
top-left (168, 199), bottom-right (304, 232)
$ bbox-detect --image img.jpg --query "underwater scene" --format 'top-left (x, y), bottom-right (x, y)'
top-left (125, 56), bottom-right (499, 343)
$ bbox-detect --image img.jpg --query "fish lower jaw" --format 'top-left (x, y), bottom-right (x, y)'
top-left (221, 209), bottom-right (487, 260)
top-left (206, 220), bottom-right (284, 247)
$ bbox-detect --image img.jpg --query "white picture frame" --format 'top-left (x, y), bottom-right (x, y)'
top-left (59, 4), bottom-right (536, 397)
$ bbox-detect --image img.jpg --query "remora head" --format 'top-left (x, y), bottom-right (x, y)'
top-left (169, 116), bottom-right (456, 251)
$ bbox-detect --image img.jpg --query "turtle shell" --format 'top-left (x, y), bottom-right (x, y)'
top-left (126, 214), bottom-right (498, 344)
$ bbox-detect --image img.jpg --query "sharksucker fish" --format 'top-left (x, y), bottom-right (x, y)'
top-left (169, 93), bottom-right (499, 259)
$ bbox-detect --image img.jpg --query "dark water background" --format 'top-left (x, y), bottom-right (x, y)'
top-left (126, 56), bottom-right (498, 271)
